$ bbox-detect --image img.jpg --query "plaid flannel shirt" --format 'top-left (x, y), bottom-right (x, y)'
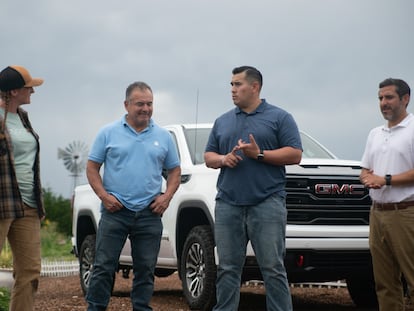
top-left (0, 107), bottom-right (45, 219)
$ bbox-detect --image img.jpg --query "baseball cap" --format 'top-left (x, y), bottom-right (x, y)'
top-left (0, 65), bottom-right (44, 92)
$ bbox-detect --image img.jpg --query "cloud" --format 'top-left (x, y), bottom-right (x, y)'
top-left (1, 0), bottom-right (413, 197)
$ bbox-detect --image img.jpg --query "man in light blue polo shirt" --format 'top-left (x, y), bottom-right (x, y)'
top-left (205, 66), bottom-right (302, 311)
top-left (86, 81), bottom-right (181, 311)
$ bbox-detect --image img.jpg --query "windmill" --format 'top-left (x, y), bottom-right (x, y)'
top-left (58, 141), bottom-right (89, 192)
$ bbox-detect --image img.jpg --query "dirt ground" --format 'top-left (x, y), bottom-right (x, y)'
top-left (32, 272), bottom-right (391, 311)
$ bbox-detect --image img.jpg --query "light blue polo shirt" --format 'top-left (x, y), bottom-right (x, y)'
top-left (205, 99), bottom-right (302, 205)
top-left (89, 117), bottom-right (180, 211)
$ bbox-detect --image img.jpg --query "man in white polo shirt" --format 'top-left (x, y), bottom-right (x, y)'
top-left (360, 78), bottom-right (414, 310)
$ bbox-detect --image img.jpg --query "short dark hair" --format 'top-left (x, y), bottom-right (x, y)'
top-left (125, 81), bottom-right (152, 100)
top-left (379, 78), bottom-right (410, 99)
top-left (232, 66), bottom-right (263, 90)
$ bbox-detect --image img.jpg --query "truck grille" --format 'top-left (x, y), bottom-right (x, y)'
top-left (286, 175), bottom-right (371, 225)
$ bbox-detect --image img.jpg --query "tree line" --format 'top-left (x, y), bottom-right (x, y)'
top-left (42, 187), bottom-right (72, 236)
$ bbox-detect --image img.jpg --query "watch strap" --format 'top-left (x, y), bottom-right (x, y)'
top-left (385, 174), bottom-right (392, 186)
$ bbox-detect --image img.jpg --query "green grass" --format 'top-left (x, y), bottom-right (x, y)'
top-left (0, 244), bottom-right (12, 268)
top-left (40, 221), bottom-right (73, 260)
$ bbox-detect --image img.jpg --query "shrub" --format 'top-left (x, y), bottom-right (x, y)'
top-left (42, 188), bottom-right (72, 236)
top-left (0, 287), bottom-right (10, 311)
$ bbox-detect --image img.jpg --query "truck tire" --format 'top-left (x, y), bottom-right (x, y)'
top-left (180, 225), bottom-right (216, 311)
top-left (79, 234), bottom-right (96, 295)
top-left (346, 275), bottom-right (378, 308)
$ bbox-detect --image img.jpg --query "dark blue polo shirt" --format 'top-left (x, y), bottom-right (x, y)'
top-left (205, 99), bottom-right (302, 205)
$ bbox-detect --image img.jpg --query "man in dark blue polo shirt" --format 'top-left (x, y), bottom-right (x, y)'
top-left (205, 66), bottom-right (302, 311)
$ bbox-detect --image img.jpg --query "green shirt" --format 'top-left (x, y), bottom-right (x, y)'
top-left (2, 111), bottom-right (37, 207)
top-left (0, 107), bottom-right (44, 219)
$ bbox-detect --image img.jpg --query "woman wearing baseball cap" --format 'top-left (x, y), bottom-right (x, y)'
top-left (0, 65), bottom-right (45, 311)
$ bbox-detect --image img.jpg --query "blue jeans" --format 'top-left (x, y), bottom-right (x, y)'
top-left (213, 194), bottom-right (292, 311)
top-left (86, 207), bottom-right (162, 311)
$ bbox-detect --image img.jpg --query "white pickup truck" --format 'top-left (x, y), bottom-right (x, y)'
top-left (71, 123), bottom-right (376, 310)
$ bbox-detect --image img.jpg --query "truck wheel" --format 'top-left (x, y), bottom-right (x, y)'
top-left (180, 225), bottom-right (216, 311)
top-left (346, 275), bottom-right (378, 307)
top-left (79, 234), bottom-right (96, 295)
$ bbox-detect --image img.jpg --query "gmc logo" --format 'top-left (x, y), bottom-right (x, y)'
top-left (314, 184), bottom-right (365, 195)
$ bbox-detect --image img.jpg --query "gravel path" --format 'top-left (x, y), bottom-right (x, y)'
top-left (30, 272), bottom-right (392, 311)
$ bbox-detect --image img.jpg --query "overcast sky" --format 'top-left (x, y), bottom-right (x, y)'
top-left (1, 0), bottom-right (413, 198)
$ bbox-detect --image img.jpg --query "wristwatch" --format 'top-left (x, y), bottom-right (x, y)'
top-left (385, 174), bottom-right (392, 186)
top-left (257, 150), bottom-right (264, 161)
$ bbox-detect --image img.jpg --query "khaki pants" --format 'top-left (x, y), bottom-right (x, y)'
top-left (0, 205), bottom-right (41, 311)
top-left (369, 206), bottom-right (414, 311)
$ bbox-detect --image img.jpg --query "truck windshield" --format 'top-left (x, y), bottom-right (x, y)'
top-left (184, 128), bottom-right (335, 165)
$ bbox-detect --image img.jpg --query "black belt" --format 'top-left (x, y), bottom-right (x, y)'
top-left (372, 201), bottom-right (414, 211)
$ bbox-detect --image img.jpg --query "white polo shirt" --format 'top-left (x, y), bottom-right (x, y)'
top-left (361, 113), bottom-right (414, 203)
